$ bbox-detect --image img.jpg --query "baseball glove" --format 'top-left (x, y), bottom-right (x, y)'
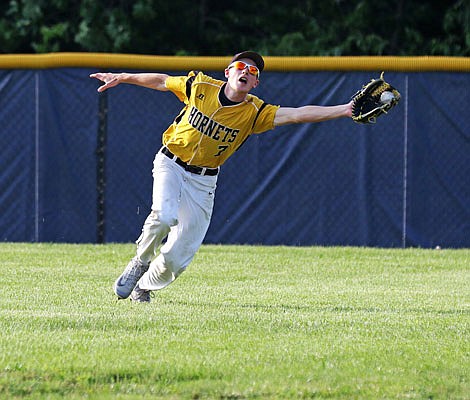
top-left (351, 72), bottom-right (400, 124)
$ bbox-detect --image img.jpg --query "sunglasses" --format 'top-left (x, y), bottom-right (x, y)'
top-left (228, 61), bottom-right (260, 76)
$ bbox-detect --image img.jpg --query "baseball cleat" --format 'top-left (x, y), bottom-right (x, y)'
top-left (113, 257), bottom-right (149, 299)
top-left (130, 284), bottom-right (152, 303)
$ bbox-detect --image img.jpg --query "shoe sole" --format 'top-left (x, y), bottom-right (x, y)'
top-left (130, 297), bottom-right (151, 303)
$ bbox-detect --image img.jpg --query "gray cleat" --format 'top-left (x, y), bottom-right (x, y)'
top-left (113, 257), bottom-right (149, 299)
top-left (130, 284), bottom-right (151, 303)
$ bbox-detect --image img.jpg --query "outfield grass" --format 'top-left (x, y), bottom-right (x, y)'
top-left (0, 243), bottom-right (468, 399)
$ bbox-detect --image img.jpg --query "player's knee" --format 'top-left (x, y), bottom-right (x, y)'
top-left (161, 249), bottom-right (195, 274)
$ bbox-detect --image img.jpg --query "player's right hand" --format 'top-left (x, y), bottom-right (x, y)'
top-left (89, 72), bottom-right (121, 92)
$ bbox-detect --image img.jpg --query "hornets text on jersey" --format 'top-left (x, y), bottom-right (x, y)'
top-left (163, 71), bottom-right (279, 168)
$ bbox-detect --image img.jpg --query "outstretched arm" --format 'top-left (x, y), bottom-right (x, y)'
top-left (89, 72), bottom-right (170, 93)
top-left (274, 102), bottom-right (353, 126)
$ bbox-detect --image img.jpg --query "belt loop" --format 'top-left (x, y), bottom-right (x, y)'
top-left (201, 167), bottom-right (207, 176)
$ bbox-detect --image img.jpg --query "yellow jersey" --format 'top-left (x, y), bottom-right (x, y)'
top-left (163, 71), bottom-right (279, 168)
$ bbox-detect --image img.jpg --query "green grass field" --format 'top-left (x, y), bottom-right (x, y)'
top-left (0, 243), bottom-right (468, 399)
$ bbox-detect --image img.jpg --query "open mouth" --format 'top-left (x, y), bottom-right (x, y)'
top-left (239, 77), bottom-right (248, 84)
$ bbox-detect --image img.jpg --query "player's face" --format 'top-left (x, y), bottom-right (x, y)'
top-left (225, 58), bottom-right (259, 93)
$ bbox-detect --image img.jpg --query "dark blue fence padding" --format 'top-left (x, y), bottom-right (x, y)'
top-left (0, 69), bottom-right (469, 248)
top-left (0, 69), bottom-right (99, 242)
top-left (104, 84), bottom-right (168, 241)
top-left (405, 73), bottom-right (470, 248)
top-left (36, 69), bottom-right (99, 242)
top-left (0, 70), bottom-right (37, 241)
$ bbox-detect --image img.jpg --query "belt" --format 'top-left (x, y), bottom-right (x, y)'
top-left (161, 147), bottom-right (219, 176)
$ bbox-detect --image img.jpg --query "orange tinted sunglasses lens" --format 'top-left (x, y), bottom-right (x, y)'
top-left (229, 61), bottom-right (259, 76)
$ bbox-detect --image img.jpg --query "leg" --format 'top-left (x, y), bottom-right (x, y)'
top-left (137, 171), bottom-right (217, 292)
top-left (113, 152), bottom-right (183, 298)
top-left (135, 153), bottom-right (183, 264)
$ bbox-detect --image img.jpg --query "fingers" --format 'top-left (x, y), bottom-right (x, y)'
top-left (89, 72), bottom-right (108, 80)
top-left (97, 83), bottom-right (110, 93)
top-left (100, 79), bottom-right (118, 92)
top-left (89, 73), bottom-right (118, 92)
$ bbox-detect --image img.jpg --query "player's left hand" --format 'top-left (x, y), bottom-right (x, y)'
top-left (351, 72), bottom-right (400, 124)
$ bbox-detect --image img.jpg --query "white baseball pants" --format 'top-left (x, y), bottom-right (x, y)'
top-left (135, 150), bottom-right (218, 291)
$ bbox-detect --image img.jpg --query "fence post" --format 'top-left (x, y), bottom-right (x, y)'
top-left (96, 91), bottom-right (108, 244)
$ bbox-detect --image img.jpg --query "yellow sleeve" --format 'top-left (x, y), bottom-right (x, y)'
top-left (252, 103), bottom-right (280, 134)
top-left (165, 71), bottom-right (199, 103)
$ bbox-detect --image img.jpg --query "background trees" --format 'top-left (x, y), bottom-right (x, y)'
top-left (0, 0), bottom-right (468, 56)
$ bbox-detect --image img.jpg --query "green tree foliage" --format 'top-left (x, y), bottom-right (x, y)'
top-left (0, 0), bottom-right (468, 56)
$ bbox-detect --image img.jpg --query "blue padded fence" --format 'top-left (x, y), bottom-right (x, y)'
top-left (0, 68), bottom-right (468, 248)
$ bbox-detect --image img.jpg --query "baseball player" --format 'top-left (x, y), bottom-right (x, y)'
top-left (90, 51), bottom-right (353, 303)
